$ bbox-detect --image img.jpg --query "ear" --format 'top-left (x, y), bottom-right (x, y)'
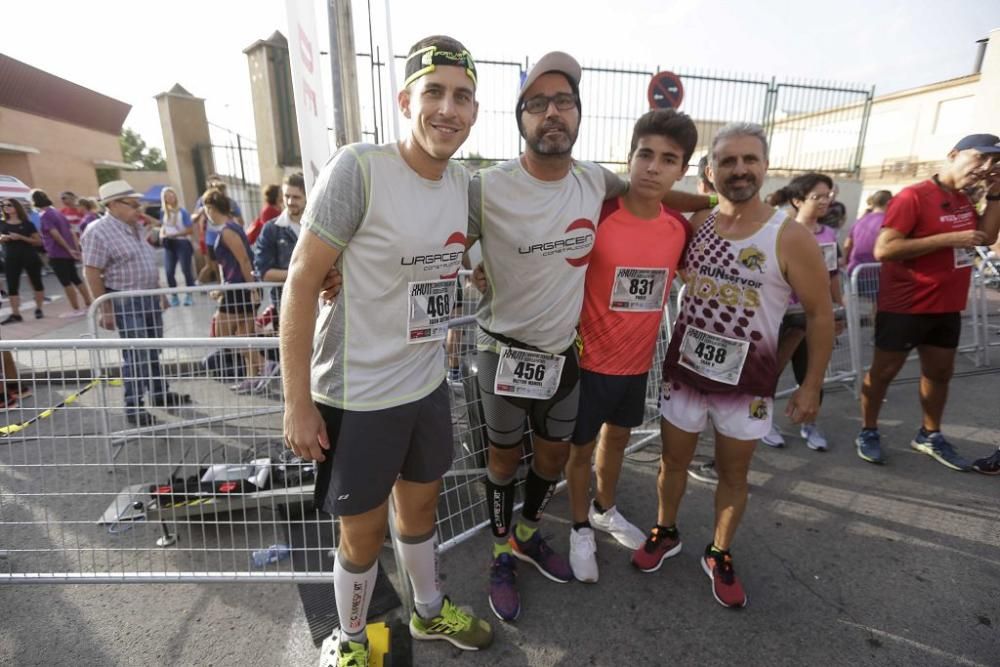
top-left (706, 163), bottom-right (715, 184)
top-left (471, 99), bottom-right (480, 126)
top-left (398, 88), bottom-right (412, 119)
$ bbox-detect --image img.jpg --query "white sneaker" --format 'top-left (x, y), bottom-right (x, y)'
top-left (588, 503), bottom-right (645, 550)
top-left (761, 424), bottom-right (786, 448)
top-left (569, 527), bottom-right (598, 583)
top-left (800, 423), bottom-right (828, 451)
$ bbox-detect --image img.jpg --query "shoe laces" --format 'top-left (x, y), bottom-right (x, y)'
top-left (929, 434), bottom-right (957, 457)
top-left (490, 554), bottom-right (516, 584)
top-left (335, 640), bottom-right (368, 667)
top-left (573, 528), bottom-right (596, 550)
top-left (709, 550), bottom-right (736, 585)
top-left (427, 598), bottom-right (473, 635)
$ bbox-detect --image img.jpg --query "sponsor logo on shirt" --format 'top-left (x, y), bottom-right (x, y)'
top-left (517, 218), bottom-right (596, 267)
top-left (400, 231), bottom-right (467, 278)
top-left (738, 246), bottom-right (767, 273)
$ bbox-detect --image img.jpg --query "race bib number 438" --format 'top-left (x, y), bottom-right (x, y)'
top-left (610, 267), bottom-right (668, 311)
top-left (407, 279), bottom-right (454, 343)
top-left (493, 347), bottom-right (565, 400)
top-left (678, 326), bottom-right (750, 386)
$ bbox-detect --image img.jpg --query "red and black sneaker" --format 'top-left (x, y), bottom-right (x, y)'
top-left (631, 525), bottom-right (682, 573)
top-left (701, 544), bottom-right (748, 608)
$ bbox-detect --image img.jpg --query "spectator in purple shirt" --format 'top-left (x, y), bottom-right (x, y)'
top-left (32, 189), bottom-right (92, 314)
top-left (845, 190), bottom-right (892, 276)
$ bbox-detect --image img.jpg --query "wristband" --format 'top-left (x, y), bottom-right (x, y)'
top-left (708, 193), bottom-right (719, 208)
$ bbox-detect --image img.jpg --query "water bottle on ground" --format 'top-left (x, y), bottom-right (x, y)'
top-left (251, 544), bottom-right (291, 567)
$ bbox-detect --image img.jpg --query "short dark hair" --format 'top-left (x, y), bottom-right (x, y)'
top-left (264, 184), bottom-right (281, 206)
top-left (868, 190), bottom-right (892, 209)
top-left (627, 109), bottom-right (698, 166)
top-left (31, 189), bottom-right (52, 208)
top-left (202, 188), bottom-right (232, 216)
top-left (60, 191), bottom-right (76, 200)
top-left (283, 172), bottom-right (305, 192)
top-left (766, 172), bottom-right (834, 210)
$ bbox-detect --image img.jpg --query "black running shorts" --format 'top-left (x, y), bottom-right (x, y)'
top-left (571, 370), bottom-right (649, 445)
top-left (874, 311), bottom-right (961, 351)
top-left (313, 381), bottom-right (453, 516)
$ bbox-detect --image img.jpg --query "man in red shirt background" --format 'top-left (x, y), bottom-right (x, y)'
top-left (59, 191), bottom-right (84, 242)
top-left (856, 134), bottom-right (1000, 470)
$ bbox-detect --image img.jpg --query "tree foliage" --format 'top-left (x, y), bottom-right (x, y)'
top-left (120, 128), bottom-right (167, 171)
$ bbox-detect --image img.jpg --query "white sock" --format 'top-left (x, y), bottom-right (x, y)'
top-left (334, 551), bottom-right (377, 644)
top-left (395, 531), bottom-right (444, 618)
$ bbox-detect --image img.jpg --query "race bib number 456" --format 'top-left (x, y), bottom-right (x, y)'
top-left (407, 279), bottom-right (454, 343)
top-left (493, 347), bottom-right (565, 400)
top-left (610, 267), bottom-right (668, 312)
top-left (678, 326), bottom-right (750, 386)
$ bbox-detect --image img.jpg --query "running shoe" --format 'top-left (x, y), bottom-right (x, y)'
top-left (254, 360), bottom-right (280, 392)
top-left (151, 392), bottom-right (192, 407)
top-left (761, 424), bottom-right (785, 448)
top-left (510, 531), bottom-right (573, 583)
top-left (182, 294), bottom-right (194, 306)
top-left (319, 636), bottom-right (368, 667)
top-left (588, 503), bottom-right (645, 550)
top-left (687, 460), bottom-right (719, 485)
top-left (488, 552), bottom-right (520, 622)
top-left (0, 314), bottom-right (23, 325)
top-left (169, 295), bottom-right (181, 307)
top-left (855, 429), bottom-right (884, 464)
top-left (701, 544), bottom-right (749, 609)
top-left (569, 527), bottom-right (598, 583)
top-left (34, 308), bottom-right (43, 319)
top-left (910, 430), bottom-right (972, 472)
top-left (972, 448), bottom-right (1000, 475)
top-left (631, 525), bottom-right (682, 573)
top-left (800, 423), bottom-right (828, 451)
top-left (409, 596), bottom-right (493, 650)
top-left (232, 378), bottom-right (258, 395)
top-left (125, 410), bottom-right (156, 427)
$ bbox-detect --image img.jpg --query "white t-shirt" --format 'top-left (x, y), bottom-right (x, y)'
top-left (303, 142), bottom-right (469, 411)
top-left (469, 158), bottom-right (626, 353)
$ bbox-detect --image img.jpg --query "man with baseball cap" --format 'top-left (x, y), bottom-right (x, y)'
top-left (856, 134), bottom-right (1000, 470)
top-left (466, 51), bottom-right (631, 621)
top-left (82, 180), bottom-right (191, 427)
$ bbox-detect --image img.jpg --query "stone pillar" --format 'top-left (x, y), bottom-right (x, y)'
top-left (155, 84), bottom-right (214, 209)
top-left (245, 31), bottom-right (302, 190)
top-left (972, 29), bottom-right (1000, 135)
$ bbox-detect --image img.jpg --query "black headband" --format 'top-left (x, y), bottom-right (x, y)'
top-left (403, 45), bottom-right (477, 89)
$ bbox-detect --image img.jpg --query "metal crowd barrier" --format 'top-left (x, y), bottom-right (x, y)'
top-left (847, 262), bottom-right (991, 397)
top-left (0, 274), bottom-right (673, 583)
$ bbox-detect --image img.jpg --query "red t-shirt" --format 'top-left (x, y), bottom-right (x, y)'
top-left (60, 206), bottom-right (83, 229)
top-left (247, 203), bottom-right (281, 245)
top-left (878, 179), bottom-right (977, 314)
top-left (578, 197), bottom-right (690, 375)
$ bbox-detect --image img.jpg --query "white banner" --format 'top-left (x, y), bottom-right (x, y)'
top-left (285, 0), bottom-right (331, 191)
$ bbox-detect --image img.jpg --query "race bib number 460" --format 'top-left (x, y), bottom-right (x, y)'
top-left (610, 267), bottom-right (669, 311)
top-left (493, 347), bottom-right (565, 400)
top-left (678, 326), bottom-right (750, 386)
top-left (407, 279), bottom-right (454, 343)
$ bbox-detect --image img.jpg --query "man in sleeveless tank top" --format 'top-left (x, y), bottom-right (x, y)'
top-left (635, 124), bottom-right (834, 609)
top-left (280, 36), bottom-right (493, 666)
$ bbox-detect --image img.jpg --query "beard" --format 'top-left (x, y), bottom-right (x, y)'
top-left (717, 175), bottom-right (760, 203)
top-left (526, 120), bottom-right (578, 156)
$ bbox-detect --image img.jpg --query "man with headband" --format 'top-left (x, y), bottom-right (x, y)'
top-left (466, 52), bottom-right (630, 622)
top-left (281, 35), bottom-right (493, 666)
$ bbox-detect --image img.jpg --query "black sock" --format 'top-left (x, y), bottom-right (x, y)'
top-left (656, 524), bottom-right (678, 538)
top-left (573, 521), bottom-right (591, 532)
top-left (484, 472), bottom-right (515, 539)
top-left (920, 427), bottom-right (938, 436)
top-left (521, 466), bottom-right (557, 522)
top-left (592, 499), bottom-right (607, 515)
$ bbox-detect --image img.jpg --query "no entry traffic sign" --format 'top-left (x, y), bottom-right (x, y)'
top-left (648, 71), bottom-right (684, 109)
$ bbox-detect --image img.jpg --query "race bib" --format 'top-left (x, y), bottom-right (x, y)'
top-left (610, 267), bottom-right (669, 311)
top-left (954, 246), bottom-right (976, 269)
top-left (819, 242), bottom-right (838, 272)
top-left (493, 346), bottom-right (565, 400)
top-left (678, 326), bottom-right (750, 386)
top-left (406, 279), bottom-right (454, 343)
